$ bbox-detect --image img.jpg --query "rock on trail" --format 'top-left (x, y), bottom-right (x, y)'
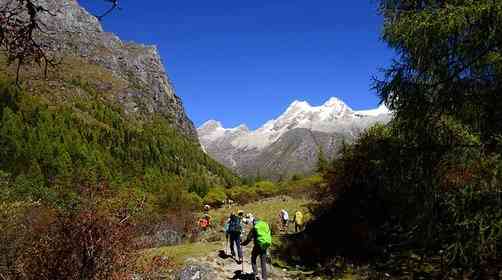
top-left (178, 242), bottom-right (296, 280)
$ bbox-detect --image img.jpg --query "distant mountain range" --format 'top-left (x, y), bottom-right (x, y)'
top-left (198, 97), bottom-right (392, 180)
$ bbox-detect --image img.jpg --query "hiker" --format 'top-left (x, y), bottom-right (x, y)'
top-left (279, 209), bottom-right (289, 232)
top-left (227, 212), bottom-right (243, 264)
top-left (243, 212), bottom-right (255, 225)
top-left (224, 198), bottom-right (235, 209)
top-left (241, 218), bottom-right (272, 280)
top-left (199, 216), bottom-right (209, 231)
top-left (204, 204), bottom-right (211, 213)
top-left (199, 213), bottom-right (211, 231)
top-left (293, 210), bottom-right (304, 232)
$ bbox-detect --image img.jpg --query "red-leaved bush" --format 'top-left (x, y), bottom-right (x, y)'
top-left (16, 207), bottom-right (136, 280)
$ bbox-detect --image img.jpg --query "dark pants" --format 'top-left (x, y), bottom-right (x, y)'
top-left (229, 232), bottom-right (242, 259)
top-left (295, 223), bottom-right (302, 232)
top-left (281, 219), bottom-right (288, 232)
top-left (251, 245), bottom-right (267, 280)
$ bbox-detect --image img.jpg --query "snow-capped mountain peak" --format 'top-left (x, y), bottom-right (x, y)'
top-left (322, 97), bottom-right (350, 110)
top-left (200, 120), bottom-right (223, 130)
top-left (354, 103), bottom-right (390, 116)
top-left (197, 97), bottom-right (392, 179)
top-left (198, 97), bottom-right (391, 151)
top-left (198, 120), bottom-right (226, 142)
top-left (286, 100), bottom-right (312, 112)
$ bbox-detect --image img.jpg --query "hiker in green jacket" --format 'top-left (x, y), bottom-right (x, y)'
top-left (241, 218), bottom-right (271, 280)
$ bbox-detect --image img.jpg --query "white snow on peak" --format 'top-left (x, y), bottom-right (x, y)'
top-left (229, 97), bottom-right (356, 150)
top-left (198, 121), bottom-right (251, 143)
top-left (285, 100), bottom-right (312, 112)
top-left (200, 120), bottom-right (223, 129)
top-left (229, 124), bottom-right (249, 132)
top-left (198, 120), bottom-right (226, 142)
top-left (323, 97), bottom-right (347, 108)
top-left (354, 103), bottom-right (390, 116)
top-left (198, 97), bottom-right (391, 150)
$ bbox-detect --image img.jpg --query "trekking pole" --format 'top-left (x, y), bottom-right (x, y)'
top-left (240, 241), bottom-right (245, 273)
top-left (267, 250), bottom-right (273, 276)
top-left (228, 239), bottom-right (231, 257)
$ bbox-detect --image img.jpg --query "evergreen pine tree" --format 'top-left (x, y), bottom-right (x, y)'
top-left (316, 146), bottom-right (328, 174)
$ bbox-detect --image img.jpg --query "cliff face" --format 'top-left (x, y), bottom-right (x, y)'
top-left (24, 0), bottom-right (197, 139)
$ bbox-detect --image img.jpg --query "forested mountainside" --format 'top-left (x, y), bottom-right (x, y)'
top-left (0, 0), bottom-right (240, 204)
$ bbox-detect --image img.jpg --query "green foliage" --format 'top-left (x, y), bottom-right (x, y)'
top-left (291, 174), bottom-right (304, 181)
top-left (0, 77), bottom-right (239, 207)
top-left (279, 174), bottom-right (323, 197)
top-left (225, 185), bottom-right (259, 205)
top-left (371, 1), bottom-right (502, 272)
top-left (304, 1), bottom-right (502, 273)
top-left (254, 181), bottom-right (277, 197)
top-left (223, 176), bottom-right (322, 205)
top-left (376, 0), bottom-right (502, 150)
top-left (0, 54), bottom-right (241, 277)
top-left (203, 187), bottom-right (227, 207)
top-left (303, 122), bottom-right (502, 276)
top-left (316, 146), bottom-right (329, 174)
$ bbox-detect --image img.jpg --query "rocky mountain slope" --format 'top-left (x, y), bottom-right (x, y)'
top-left (0, 0), bottom-right (240, 191)
top-left (6, 0), bottom-right (197, 139)
top-left (198, 98), bottom-right (391, 179)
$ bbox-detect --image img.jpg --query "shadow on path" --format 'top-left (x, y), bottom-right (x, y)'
top-left (218, 250), bottom-right (232, 259)
top-left (229, 270), bottom-right (255, 280)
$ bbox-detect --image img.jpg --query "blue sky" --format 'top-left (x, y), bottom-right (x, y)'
top-left (79, 1), bottom-right (394, 129)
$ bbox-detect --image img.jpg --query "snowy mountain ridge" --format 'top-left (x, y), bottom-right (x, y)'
top-left (197, 97), bottom-right (391, 179)
top-left (199, 97), bottom-right (390, 150)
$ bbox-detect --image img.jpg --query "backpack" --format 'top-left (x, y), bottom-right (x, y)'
top-left (228, 215), bottom-right (242, 233)
top-left (199, 218), bottom-right (209, 229)
top-left (254, 220), bottom-right (272, 250)
top-left (294, 211), bottom-right (304, 225)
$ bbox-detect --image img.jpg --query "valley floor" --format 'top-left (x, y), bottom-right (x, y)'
top-left (141, 196), bottom-right (361, 280)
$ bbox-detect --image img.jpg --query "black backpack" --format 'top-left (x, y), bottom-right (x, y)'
top-left (228, 215), bottom-right (242, 233)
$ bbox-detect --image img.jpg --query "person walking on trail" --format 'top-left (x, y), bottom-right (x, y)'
top-left (204, 204), bottom-right (211, 213)
top-left (227, 212), bottom-right (244, 264)
top-left (241, 218), bottom-right (272, 280)
top-left (243, 212), bottom-right (255, 226)
top-left (279, 209), bottom-right (289, 232)
top-left (293, 210), bottom-right (304, 232)
top-left (199, 214), bottom-right (211, 231)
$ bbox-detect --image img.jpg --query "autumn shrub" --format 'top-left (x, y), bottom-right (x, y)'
top-left (0, 200), bottom-right (54, 279)
top-left (17, 206), bottom-right (136, 280)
